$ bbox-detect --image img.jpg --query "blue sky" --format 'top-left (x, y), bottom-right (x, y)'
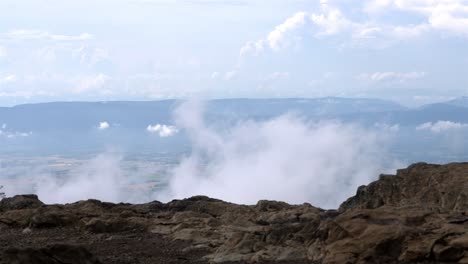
top-left (0, 0), bottom-right (467, 106)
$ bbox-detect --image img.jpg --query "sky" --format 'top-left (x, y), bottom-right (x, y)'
top-left (0, 0), bottom-right (467, 106)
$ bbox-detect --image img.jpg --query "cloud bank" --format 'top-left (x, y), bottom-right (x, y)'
top-left (157, 100), bottom-right (393, 208)
top-left (33, 154), bottom-right (125, 203)
top-left (359, 72), bottom-right (426, 83)
top-left (241, 0), bottom-right (468, 56)
top-left (1, 101), bottom-right (397, 209)
top-left (416, 120), bottom-right (468, 133)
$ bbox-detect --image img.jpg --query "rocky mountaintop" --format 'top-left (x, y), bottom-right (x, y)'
top-left (0, 162), bottom-right (467, 264)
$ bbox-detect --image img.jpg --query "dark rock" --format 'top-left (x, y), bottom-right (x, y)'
top-left (1, 162), bottom-right (468, 263)
top-left (30, 206), bottom-right (77, 228)
top-left (339, 162), bottom-right (468, 212)
top-left (0, 195), bottom-right (43, 212)
top-left (1, 244), bottom-right (101, 264)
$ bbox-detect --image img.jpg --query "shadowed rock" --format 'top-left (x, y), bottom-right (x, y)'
top-left (2, 244), bottom-right (101, 264)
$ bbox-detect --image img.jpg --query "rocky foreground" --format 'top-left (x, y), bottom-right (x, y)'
top-left (0, 162), bottom-right (467, 264)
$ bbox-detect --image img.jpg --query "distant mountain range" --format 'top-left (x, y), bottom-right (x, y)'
top-left (1, 97), bottom-right (468, 132)
top-left (2, 97), bottom-right (468, 158)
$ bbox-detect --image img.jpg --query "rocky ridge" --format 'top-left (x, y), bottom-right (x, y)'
top-left (0, 162), bottom-right (467, 263)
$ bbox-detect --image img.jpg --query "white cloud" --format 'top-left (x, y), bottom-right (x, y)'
top-left (365, 0), bottom-right (468, 36)
top-left (267, 12), bottom-right (308, 50)
top-left (98, 121), bottom-right (110, 130)
top-left (358, 71), bottom-right (426, 83)
top-left (0, 128), bottom-right (32, 138)
top-left (240, 0), bottom-right (468, 57)
top-left (310, 3), bottom-right (353, 37)
top-left (5, 29), bottom-right (93, 41)
top-left (157, 100), bottom-right (393, 208)
top-left (33, 153), bottom-right (125, 203)
top-left (240, 11), bottom-right (307, 56)
top-left (147, 124), bottom-right (179, 137)
top-left (74, 74), bottom-right (110, 94)
top-left (416, 120), bottom-right (468, 133)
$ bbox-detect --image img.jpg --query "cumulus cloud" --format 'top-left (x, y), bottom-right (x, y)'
top-left (267, 12), bottom-right (308, 50)
top-left (240, 12), bottom-right (307, 56)
top-left (147, 124), bottom-right (179, 137)
top-left (98, 121), bottom-right (110, 130)
top-left (365, 0), bottom-right (468, 36)
top-left (358, 71), bottom-right (426, 83)
top-left (240, 0), bottom-right (468, 56)
top-left (416, 120), bottom-right (468, 133)
top-left (310, 3), bottom-right (353, 36)
top-left (156, 100), bottom-right (393, 208)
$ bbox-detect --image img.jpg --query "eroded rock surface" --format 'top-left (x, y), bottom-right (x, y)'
top-left (340, 162), bottom-right (468, 212)
top-left (0, 162), bottom-right (467, 263)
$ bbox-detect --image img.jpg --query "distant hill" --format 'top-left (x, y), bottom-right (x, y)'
top-left (2, 97), bottom-right (468, 158)
top-left (0, 98), bottom-right (405, 132)
top-left (444, 96), bottom-right (468, 108)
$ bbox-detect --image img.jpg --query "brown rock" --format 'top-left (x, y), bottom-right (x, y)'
top-left (0, 162), bottom-right (468, 263)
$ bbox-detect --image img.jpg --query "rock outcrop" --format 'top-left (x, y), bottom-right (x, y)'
top-left (340, 162), bottom-right (468, 212)
top-left (0, 162), bottom-right (467, 263)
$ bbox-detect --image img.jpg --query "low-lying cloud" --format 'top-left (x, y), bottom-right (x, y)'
top-left (1, 153), bottom-right (160, 204)
top-left (147, 124), bottom-right (179, 137)
top-left (98, 121), bottom-right (110, 130)
top-left (0, 124), bottom-right (32, 138)
top-left (2, 101), bottom-right (397, 209)
top-left (156, 100), bottom-right (393, 208)
top-left (416, 120), bottom-right (468, 133)
top-left (34, 154), bottom-right (125, 203)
